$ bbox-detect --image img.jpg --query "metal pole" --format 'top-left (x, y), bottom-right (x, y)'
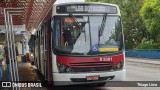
top-left (7, 12), bottom-right (16, 82)
top-left (8, 12), bottom-right (23, 90)
top-left (6, 9), bottom-right (23, 82)
top-left (10, 14), bottom-right (19, 90)
top-left (8, 13), bottom-right (17, 90)
top-left (4, 8), bottom-right (23, 90)
top-left (4, 9), bottom-right (14, 81)
top-left (10, 14), bottom-right (20, 82)
top-left (10, 14), bottom-right (18, 81)
top-left (4, 8), bottom-right (24, 10)
top-left (4, 8), bottom-right (14, 90)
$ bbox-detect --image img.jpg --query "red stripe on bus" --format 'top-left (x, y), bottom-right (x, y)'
top-left (56, 54), bottom-right (124, 67)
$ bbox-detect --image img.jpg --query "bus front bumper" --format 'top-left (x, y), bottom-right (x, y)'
top-left (52, 69), bottom-right (126, 86)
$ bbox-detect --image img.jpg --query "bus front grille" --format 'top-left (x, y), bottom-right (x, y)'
top-left (70, 62), bottom-right (112, 67)
top-left (72, 66), bottom-right (112, 72)
top-left (70, 62), bottom-right (113, 72)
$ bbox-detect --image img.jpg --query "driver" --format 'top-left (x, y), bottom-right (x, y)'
top-left (63, 29), bottom-right (73, 46)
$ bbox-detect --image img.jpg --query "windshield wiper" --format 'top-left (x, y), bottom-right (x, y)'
top-left (98, 14), bottom-right (107, 45)
top-left (69, 14), bottom-right (87, 41)
top-left (69, 14), bottom-right (85, 31)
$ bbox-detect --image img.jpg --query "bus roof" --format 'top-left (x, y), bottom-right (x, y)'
top-left (54, 2), bottom-right (118, 7)
top-left (55, 0), bottom-right (85, 4)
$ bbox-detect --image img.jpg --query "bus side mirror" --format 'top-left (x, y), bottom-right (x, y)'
top-left (51, 18), bottom-right (54, 32)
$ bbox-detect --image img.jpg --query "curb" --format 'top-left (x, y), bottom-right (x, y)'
top-left (126, 58), bottom-right (160, 65)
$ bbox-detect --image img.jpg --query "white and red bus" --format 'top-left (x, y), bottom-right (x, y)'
top-left (33, 2), bottom-right (126, 86)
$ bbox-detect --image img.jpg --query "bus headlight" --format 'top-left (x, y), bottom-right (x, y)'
top-left (57, 62), bottom-right (72, 73)
top-left (112, 61), bottom-right (124, 70)
top-left (66, 67), bottom-right (72, 73)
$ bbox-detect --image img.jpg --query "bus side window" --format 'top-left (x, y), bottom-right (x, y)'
top-left (54, 18), bottom-right (61, 46)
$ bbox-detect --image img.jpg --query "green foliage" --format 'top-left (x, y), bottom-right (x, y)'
top-left (121, 0), bottom-right (147, 49)
top-left (136, 38), bottom-right (155, 49)
top-left (140, 0), bottom-right (160, 41)
top-left (86, 0), bottom-right (123, 5)
top-left (136, 37), bottom-right (160, 49)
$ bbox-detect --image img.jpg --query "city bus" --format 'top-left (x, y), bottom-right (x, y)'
top-left (33, 2), bottom-right (126, 86)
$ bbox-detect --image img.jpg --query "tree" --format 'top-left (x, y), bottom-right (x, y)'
top-left (140, 0), bottom-right (160, 42)
top-left (121, 0), bottom-right (147, 49)
top-left (136, 38), bottom-right (155, 49)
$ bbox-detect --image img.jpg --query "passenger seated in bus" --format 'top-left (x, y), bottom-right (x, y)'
top-left (63, 29), bottom-right (73, 47)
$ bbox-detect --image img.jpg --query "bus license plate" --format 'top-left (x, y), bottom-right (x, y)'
top-left (86, 75), bottom-right (99, 81)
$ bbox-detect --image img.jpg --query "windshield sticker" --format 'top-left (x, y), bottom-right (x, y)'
top-left (65, 18), bottom-right (75, 22)
top-left (99, 48), bottom-right (118, 52)
top-left (92, 44), bottom-right (99, 52)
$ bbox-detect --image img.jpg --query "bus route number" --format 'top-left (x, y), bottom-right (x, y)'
top-left (100, 57), bottom-right (112, 62)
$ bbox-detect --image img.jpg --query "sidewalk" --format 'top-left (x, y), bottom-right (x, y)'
top-left (1, 62), bottom-right (43, 90)
top-left (126, 57), bottom-right (160, 65)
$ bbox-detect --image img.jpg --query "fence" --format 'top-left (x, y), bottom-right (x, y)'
top-left (125, 49), bottom-right (160, 59)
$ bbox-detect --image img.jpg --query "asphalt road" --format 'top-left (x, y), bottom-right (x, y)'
top-left (101, 58), bottom-right (160, 90)
top-left (126, 60), bottom-right (160, 81)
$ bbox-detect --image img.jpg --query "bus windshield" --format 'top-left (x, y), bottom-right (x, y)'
top-left (53, 15), bottom-right (123, 56)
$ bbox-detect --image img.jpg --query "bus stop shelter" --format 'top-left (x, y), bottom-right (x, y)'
top-left (0, 0), bottom-right (56, 89)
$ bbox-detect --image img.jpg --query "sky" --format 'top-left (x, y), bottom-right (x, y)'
top-left (55, 0), bottom-right (85, 4)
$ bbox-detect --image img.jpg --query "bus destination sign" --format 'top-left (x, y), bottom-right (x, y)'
top-left (56, 4), bottom-right (117, 14)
